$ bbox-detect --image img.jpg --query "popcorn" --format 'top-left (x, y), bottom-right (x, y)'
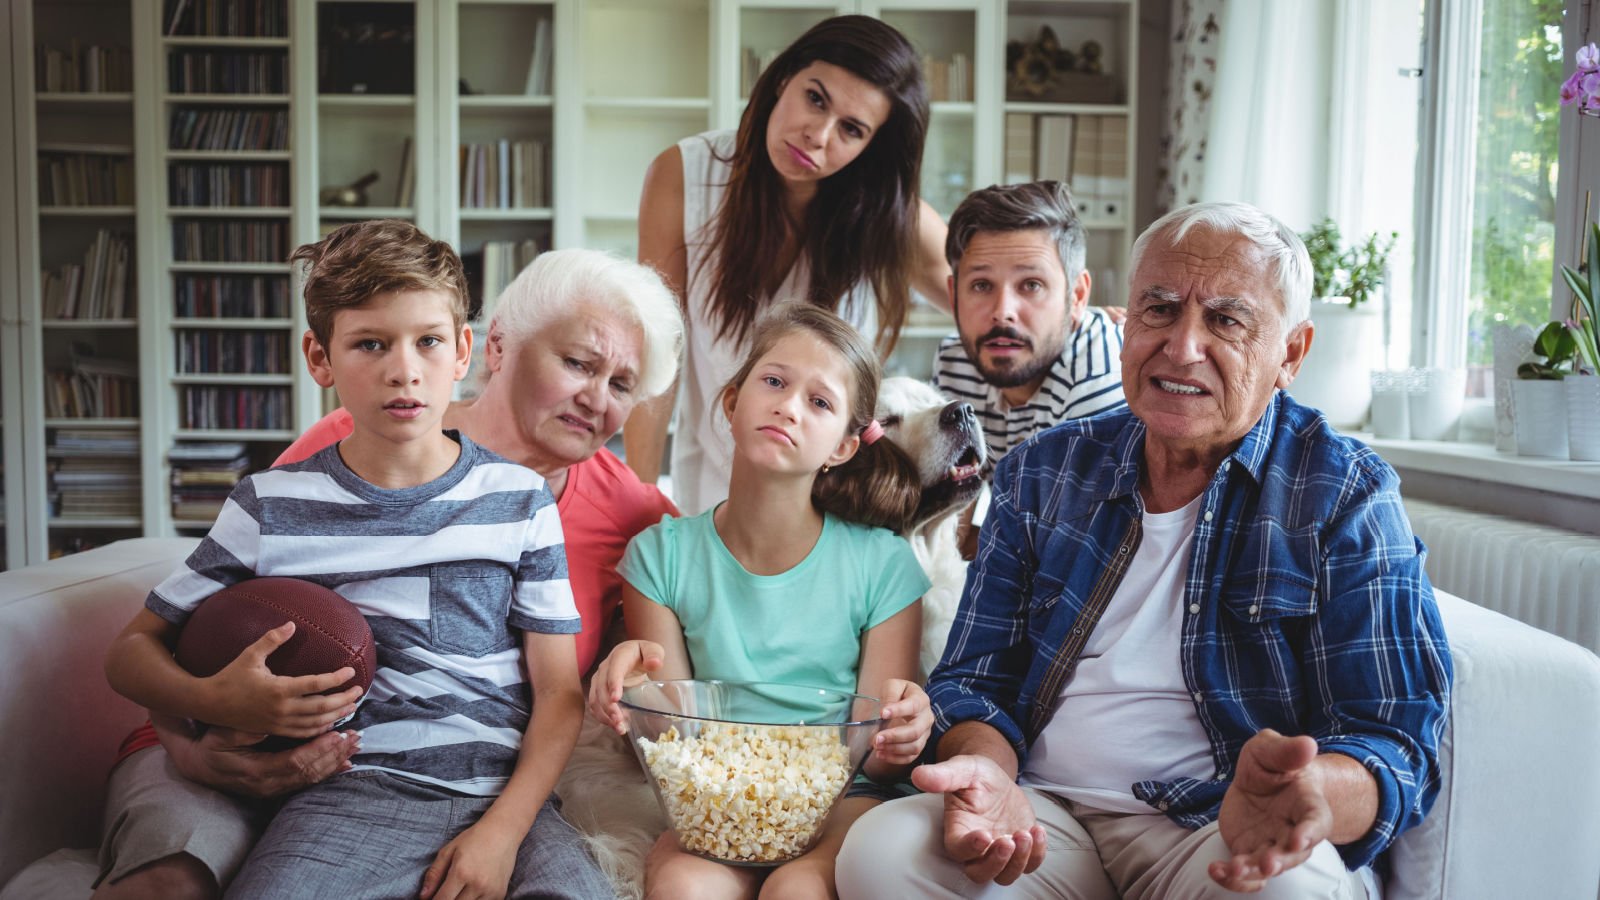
top-left (636, 722), bottom-right (854, 863)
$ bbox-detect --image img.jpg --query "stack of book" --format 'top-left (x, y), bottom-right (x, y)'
top-left (45, 344), bottom-right (138, 418)
top-left (922, 53), bottom-right (972, 103)
top-left (41, 229), bottom-right (132, 320)
top-left (167, 49), bottom-right (288, 94)
top-left (174, 273), bottom-right (290, 318)
top-left (169, 108), bottom-right (288, 151)
top-left (176, 329), bottom-right (290, 374)
top-left (172, 219), bottom-right (287, 262)
top-left (35, 41), bottom-right (133, 92)
top-left (38, 150), bottom-right (134, 206)
top-left (164, 0), bottom-right (289, 38)
top-left (459, 140), bottom-right (547, 209)
top-left (169, 161), bottom-right (289, 207)
top-left (48, 428), bottom-right (141, 520)
top-left (464, 239), bottom-right (542, 323)
top-left (169, 442), bottom-right (249, 521)
top-left (178, 385), bottom-right (290, 431)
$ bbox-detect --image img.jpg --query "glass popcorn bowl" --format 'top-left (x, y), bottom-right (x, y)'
top-left (619, 679), bottom-right (883, 866)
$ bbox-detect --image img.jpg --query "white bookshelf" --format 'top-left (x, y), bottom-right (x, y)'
top-left (0, 0), bottom-right (1141, 561)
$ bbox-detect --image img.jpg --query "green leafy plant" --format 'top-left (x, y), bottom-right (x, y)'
top-left (1560, 221), bottom-right (1600, 374)
top-left (1517, 320), bottom-right (1576, 380)
top-left (1300, 219), bottom-right (1399, 309)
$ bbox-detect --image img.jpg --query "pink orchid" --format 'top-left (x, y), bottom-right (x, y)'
top-left (1583, 72), bottom-right (1600, 97)
top-left (1562, 70), bottom-right (1585, 105)
top-left (1578, 42), bottom-right (1600, 71)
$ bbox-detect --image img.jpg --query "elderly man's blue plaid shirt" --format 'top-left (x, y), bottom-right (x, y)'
top-left (927, 392), bottom-right (1453, 870)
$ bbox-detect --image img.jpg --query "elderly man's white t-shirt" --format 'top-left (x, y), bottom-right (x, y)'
top-left (1020, 496), bottom-right (1214, 814)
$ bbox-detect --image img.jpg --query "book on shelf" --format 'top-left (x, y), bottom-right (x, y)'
top-left (1035, 114), bottom-right (1076, 185)
top-left (174, 273), bottom-right (290, 318)
top-left (178, 385), bottom-right (290, 431)
top-left (460, 140), bottom-right (547, 209)
top-left (524, 18), bottom-right (553, 96)
top-left (463, 239), bottom-right (542, 323)
top-left (1098, 116), bottom-right (1129, 220)
top-left (395, 136), bottom-right (414, 207)
top-left (170, 442), bottom-right (250, 520)
top-left (1069, 115), bottom-right (1101, 218)
top-left (169, 161), bottom-right (289, 207)
top-left (164, 0), bottom-right (288, 38)
top-left (1004, 113), bottom-right (1035, 184)
top-left (36, 41), bottom-right (133, 93)
top-left (169, 108), bottom-right (288, 152)
top-left (38, 152), bottom-right (134, 206)
top-left (41, 229), bottom-right (133, 320)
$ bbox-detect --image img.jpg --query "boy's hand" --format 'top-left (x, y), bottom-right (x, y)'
top-left (585, 639), bottom-right (665, 734)
top-left (419, 819), bottom-right (520, 900)
top-left (205, 621), bottom-right (365, 737)
top-left (872, 679), bottom-right (933, 766)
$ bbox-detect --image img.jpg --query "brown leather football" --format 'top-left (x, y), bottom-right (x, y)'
top-left (173, 577), bottom-right (376, 696)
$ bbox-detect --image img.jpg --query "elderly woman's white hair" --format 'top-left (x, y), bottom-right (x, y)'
top-left (487, 248), bottom-right (683, 399)
top-left (1129, 201), bottom-right (1314, 327)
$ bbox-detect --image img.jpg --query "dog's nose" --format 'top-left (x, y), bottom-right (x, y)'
top-left (941, 401), bottom-right (977, 427)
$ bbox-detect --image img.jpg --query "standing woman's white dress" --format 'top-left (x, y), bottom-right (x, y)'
top-left (672, 129), bottom-right (876, 515)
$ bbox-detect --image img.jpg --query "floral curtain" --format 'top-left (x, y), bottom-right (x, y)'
top-left (1156, 0), bottom-right (1225, 214)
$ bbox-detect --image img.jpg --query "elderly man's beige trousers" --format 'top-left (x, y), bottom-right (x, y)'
top-left (835, 788), bottom-right (1368, 900)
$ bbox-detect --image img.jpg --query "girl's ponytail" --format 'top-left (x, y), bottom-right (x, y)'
top-left (812, 433), bottom-right (921, 534)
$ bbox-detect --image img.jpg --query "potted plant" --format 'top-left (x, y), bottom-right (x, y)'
top-left (1560, 221), bottom-right (1600, 460)
top-left (1287, 219), bottom-right (1399, 429)
top-left (1513, 321), bottom-right (1574, 458)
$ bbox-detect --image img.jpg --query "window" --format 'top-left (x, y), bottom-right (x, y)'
top-left (1413, 0), bottom-right (1596, 403)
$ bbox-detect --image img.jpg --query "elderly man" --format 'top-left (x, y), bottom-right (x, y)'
top-left (837, 201), bottom-right (1452, 899)
top-left (933, 180), bottom-right (1125, 467)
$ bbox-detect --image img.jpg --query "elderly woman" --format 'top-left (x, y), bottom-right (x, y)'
top-left (95, 248), bottom-right (683, 900)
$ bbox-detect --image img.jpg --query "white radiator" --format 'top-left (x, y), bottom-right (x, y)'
top-left (1404, 498), bottom-right (1600, 653)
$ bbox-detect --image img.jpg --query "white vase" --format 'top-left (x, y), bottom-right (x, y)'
top-left (1512, 379), bottom-right (1570, 458)
top-left (1567, 374), bottom-right (1600, 461)
top-left (1492, 324), bottom-right (1539, 452)
top-left (1288, 299), bottom-right (1382, 430)
top-left (1408, 368), bottom-right (1466, 441)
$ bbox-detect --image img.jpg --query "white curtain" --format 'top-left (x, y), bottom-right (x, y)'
top-left (1159, 0), bottom-right (1338, 228)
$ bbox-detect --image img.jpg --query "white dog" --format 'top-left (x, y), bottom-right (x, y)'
top-left (872, 376), bottom-right (987, 676)
top-left (554, 377), bottom-right (989, 898)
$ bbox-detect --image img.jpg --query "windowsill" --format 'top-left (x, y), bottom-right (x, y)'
top-left (1360, 435), bottom-right (1600, 501)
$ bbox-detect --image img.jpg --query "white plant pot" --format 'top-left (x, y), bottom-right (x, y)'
top-left (1407, 368), bottom-right (1466, 441)
top-left (1287, 299), bottom-right (1382, 430)
top-left (1567, 374), bottom-right (1600, 462)
top-left (1512, 379), bottom-right (1570, 458)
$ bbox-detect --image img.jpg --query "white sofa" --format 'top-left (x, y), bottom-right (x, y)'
top-left (3, 538), bottom-right (1600, 899)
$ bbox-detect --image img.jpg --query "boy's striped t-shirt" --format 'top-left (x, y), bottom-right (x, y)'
top-left (146, 433), bottom-right (579, 797)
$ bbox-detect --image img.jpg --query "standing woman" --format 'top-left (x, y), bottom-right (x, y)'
top-left (628, 14), bottom-right (951, 514)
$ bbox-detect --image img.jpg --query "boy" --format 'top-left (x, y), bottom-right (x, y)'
top-left (102, 220), bottom-right (610, 899)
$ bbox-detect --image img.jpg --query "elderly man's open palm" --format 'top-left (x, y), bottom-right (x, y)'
top-left (913, 755), bottom-right (1048, 885)
top-left (1211, 729), bottom-right (1334, 892)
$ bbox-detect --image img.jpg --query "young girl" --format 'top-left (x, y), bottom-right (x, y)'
top-left (626, 15), bottom-right (952, 515)
top-left (589, 304), bottom-right (933, 899)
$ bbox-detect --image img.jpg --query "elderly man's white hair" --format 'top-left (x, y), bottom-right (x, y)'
top-left (1128, 201), bottom-right (1314, 327)
top-left (487, 248), bottom-right (684, 399)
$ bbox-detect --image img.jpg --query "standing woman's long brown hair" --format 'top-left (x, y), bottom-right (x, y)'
top-left (702, 15), bottom-right (929, 355)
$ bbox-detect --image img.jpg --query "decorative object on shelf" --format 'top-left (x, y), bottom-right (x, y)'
top-left (1492, 322), bottom-right (1539, 452)
top-left (1369, 369), bottom-right (1411, 439)
top-left (317, 5), bottom-right (415, 95)
top-left (1005, 26), bottom-right (1121, 104)
top-left (318, 171), bottom-right (380, 208)
top-left (1285, 220), bottom-right (1398, 430)
top-left (1559, 41), bottom-right (1600, 118)
top-left (1407, 368), bottom-right (1467, 442)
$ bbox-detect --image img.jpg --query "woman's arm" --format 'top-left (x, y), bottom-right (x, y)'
top-left (420, 631), bottom-right (584, 900)
top-left (856, 599), bottom-right (932, 781)
top-left (911, 199), bottom-right (953, 313)
top-left (626, 144), bottom-right (690, 484)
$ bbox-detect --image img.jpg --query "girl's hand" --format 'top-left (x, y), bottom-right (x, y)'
top-left (206, 621), bottom-right (363, 738)
top-left (872, 679), bottom-right (933, 766)
top-left (586, 640), bottom-right (665, 734)
top-left (418, 819), bottom-right (520, 900)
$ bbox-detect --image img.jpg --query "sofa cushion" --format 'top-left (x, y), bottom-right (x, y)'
top-left (0, 538), bottom-right (198, 887)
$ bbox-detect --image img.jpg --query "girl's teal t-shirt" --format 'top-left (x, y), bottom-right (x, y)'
top-left (617, 507), bottom-right (930, 698)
